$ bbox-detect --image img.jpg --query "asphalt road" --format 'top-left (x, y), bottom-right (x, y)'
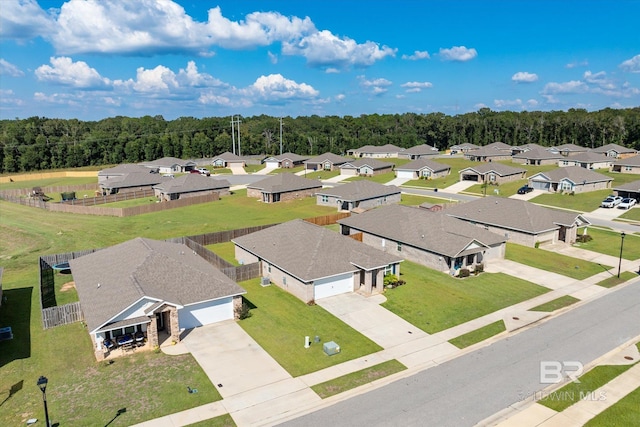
top-left (281, 279), bottom-right (640, 427)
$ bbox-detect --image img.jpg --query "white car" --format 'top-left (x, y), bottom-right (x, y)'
top-left (617, 198), bottom-right (637, 209)
top-left (601, 196), bottom-right (623, 208)
top-left (196, 168), bottom-right (210, 176)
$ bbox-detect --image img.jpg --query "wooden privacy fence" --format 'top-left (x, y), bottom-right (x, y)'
top-left (59, 188), bottom-right (154, 206)
top-left (42, 302), bottom-right (84, 329)
top-left (0, 183), bottom-right (99, 198)
top-left (303, 212), bottom-right (351, 226)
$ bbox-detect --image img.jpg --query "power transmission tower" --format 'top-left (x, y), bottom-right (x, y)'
top-left (235, 117), bottom-right (242, 156)
top-left (231, 116), bottom-right (236, 155)
top-left (279, 117), bottom-right (283, 155)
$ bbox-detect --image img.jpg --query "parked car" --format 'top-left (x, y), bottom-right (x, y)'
top-left (196, 168), bottom-right (211, 176)
top-left (601, 196), bottom-right (623, 208)
top-left (517, 185), bottom-right (533, 194)
top-left (189, 169), bottom-right (201, 174)
top-left (617, 198), bottom-right (637, 209)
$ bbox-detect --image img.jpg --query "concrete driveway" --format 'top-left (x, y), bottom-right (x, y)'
top-left (509, 189), bottom-right (544, 201)
top-left (588, 206), bottom-right (632, 220)
top-left (442, 180), bottom-right (477, 193)
top-left (183, 320), bottom-right (291, 398)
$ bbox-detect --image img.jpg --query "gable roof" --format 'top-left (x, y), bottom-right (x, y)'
top-left (69, 238), bottom-right (245, 333)
top-left (338, 204), bottom-right (506, 258)
top-left (264, 152), bottom-right (309, 163)
top-left (341, 158), bottom-right (394, 170)
top-left (99, 164), bottom-right (154, 176)
top-left (212, 151), bottom-right (244, 162)
top-left (553, 143), bottom-right (589, 153)
top-left (512, 147), bottom-right (564, 160)
top-left (483, 141), bottom-right (512, 151)
top-left (450, 142), bottom-right (480, 150)
top-left (612, 154), bottom-right (640, 167)
top-left (445, 196), bottom-right (589, 234)
top-left (304, 152), bottom-right (352, 164)
top-left (468, 146), bottom-right (512, 158)
top-left (99, 167), bottom-right (166, 189)
top-left (247, 173), bottom-right (321, 193)
top-left (591, 143), bottom-right (636, 155)
top-left (614, 179), bottom-right (640, 192)
top-left (232, 219), bottom-right (402, 282)
top-left (153, 174), bottom-right (230, 194)
top-left (350, 144), bottom-right (402, 154)
top-left (459, 163), bottom-right (526, 176)
top-left (316, 180), bottom-right (401, 201)
top-left (141, 157), bottom-right (196, 167)
top-left (396, 158), bottom-right (450, 173)
top-left (562, 152), bottom-right (613, 163)
top-left (514, 143), bottom-right (546, 152)
top-left (403, 144), bottom-right (438, 155)
top-left (529, 166), bottom-right (613, 184)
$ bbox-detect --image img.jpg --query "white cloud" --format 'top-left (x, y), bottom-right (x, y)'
top-left (0, 0), bottom-right (55, 39)
top-left (583, 70), bottom-right (615, 90)
top-left (493, 98), bottom-right (539, 110)
top-left (35, 56), bottom-right (111, 88)
top-left (177, 61), bottom-right (223, 87)
top-left (511, 72), bottom-right (538, 83)
top-left (619, 54), bottom-right (640, 73)
top-left (335, 94), bottom-right (346, 101)
top-left (0, 58), bottom-right (25, 77)
top-left (246, 74), bottom-right (319, 101)
top-left (325, 68), bottom-right (340, 74)
top-left (565, 60), bottom-right (588, 69)
top-left (130, 65), bottom-right (179, 93)
top-left (439, 46), bottom-right (477, 61)
top-left (268, 51), bottom-right (278, 64)
top-left (542, 80), bottom-right (589, 94)
top-left (282, 30), bottom-right (396, 68)
top-left (402, 50), bottom-right (430, 60)
top-left (474, 103), bottom-right (488, 109)
top-left (401, 81), bottom-right (433, 93)
top-left (359, 76), bottom-right (392, 95)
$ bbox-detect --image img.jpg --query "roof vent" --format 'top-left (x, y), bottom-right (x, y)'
top-left (97, 283), bottom-right (101, 288)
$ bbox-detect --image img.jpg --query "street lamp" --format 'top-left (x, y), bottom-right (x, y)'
top-left (37, 376), bottom-right (50, 427)
top-left (618, 232), bottom-right (626, 278)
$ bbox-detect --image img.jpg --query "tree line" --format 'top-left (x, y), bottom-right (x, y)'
top-left (1, 107), bottom-right (639, 173)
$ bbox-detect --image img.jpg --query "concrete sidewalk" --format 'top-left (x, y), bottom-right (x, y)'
top-left (441, 180), bottom-right (477, 193)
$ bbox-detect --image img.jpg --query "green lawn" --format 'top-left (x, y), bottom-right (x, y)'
top-left (244, 164), bottom-right (265, 173)
top-left (403, 157), bottom-right (475, 189)
top-left (399, 194), bottom-right (458, 206)
top-left (506, 243), bottom-right (612, 280)
top-left (530, 295), bottom-right (580, 312)
top-left (102, 197), bottom-right (159, 208)
top-left (381, 261), bottom-right (549, 333)
top-left (0, 176), bottom-right (98, 191)
top-left (311, 360), bottom-right (407, 398)
top-left (530, 189), bottom-right (611, 213)
top-left (205, 241), bottom-right (239, 266)
top-left (602, 170), bottom-right (640, 186)
top-left (344, 171), bottom-right (396, 184)
top-left (186, 414), bottom-right (237, 427)
top-left (596, 271), bottom-right (638, 288)
top-left (238, 278), bottom-right (382, 377)
top-left (584, 386), bottom-right (640, 427)
top-left (575, 227), bottom-right (640, 260)
top-left (464, 179), bottom-right (527, 197)
top-left (618, 207), bottom-right (640, 221)
top-left (448, 320), bottom-right (506, 349)
top-left (298, 169), bottom-right (340, 180)
top-left (539, 364), bottom-right (636, 412)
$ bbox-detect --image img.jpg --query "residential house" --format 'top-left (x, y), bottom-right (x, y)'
top-left (316, 180), bottom-right (401, 211)
top-left (458, 163), bottom-right (526, 184)
top-left (399, 144), bottom-right (439, 159)
top-left (339, 159), bottom-right (394, 176)
top-left (98, 164), bottom-right (165, 195)
top-left (233, 219), bottom-right (403, 302)
top-left (610, 155), bottom-right (640, 174)
top-left (558, 152), bottom-right (613, 170)
top-left (465, 144), bottom-right (513, 162)
top-left (140, 157), bottom-right (197, 174)
top-left (591, 143), bottom-right (638, 159)
top-left (445, 196), bottom-right (590, 247)
top-left (528, 166), bottom-right (613, 193)
top-left (613, 180), bottom-right (640, 201)
top-left (247, 173), bottom-right (322, 203)
top-left (211, 152), bottom-right (246, 168)
top-left (304, 152), bottom-right (352, 171)
top-left (449, 143), bottom-right (480, 154)
top-left (337, 204), bottom-right (507, 274)
top-left (512, 148), bottom-right (564, 165)
top-left (153, 174), bottom-right (230, 201)
top-left (419, 202), bottom-right (445, 212)
top-left (510, 143), bottom-right (547, 155)
top-left (551, 143), bottom-right (589, 157)
top-left (395, 158), bottom-right (451, 180)
top-left (69, 237), bottom-right (246, 360)
top-left (263, 152), bottom-right (309, 169)
top-left (347, 144), bottom-right (403, 158)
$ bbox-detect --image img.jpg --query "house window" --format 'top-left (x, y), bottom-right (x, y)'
top-left (626, 166), bottom-right (632, 172)
top-left (321, 195), bottom-right (329, 203)
top-left (124, 326), bottom-right (135, 335)
top-left (267, 264), bottom-right (271, 273)
top-left (561, 181), bottom-right (573, 191)
top-left (397, 242), bottom-right (402, 252)
top-left (283, 276), bottom-right (287, 285)
top-left (489, 173), bottom-right (496, 182)
top-left (562, 161), bottom-right (569, 166)
top-left (384, 265), bottom-right (394, 275)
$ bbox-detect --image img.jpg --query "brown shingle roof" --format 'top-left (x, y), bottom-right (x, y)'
top-left (232, 219), bottom-right (402, 282)
top-left (247, 173), bottom-right (321, 193)
top-left (338, 204), bottom-right (506, 257)
top-left (69, 238), bottom-right (245, 333)
top-left (316, 180), bottom-right (401, 201)
top-left (153, 174), bottom-right (230, 194)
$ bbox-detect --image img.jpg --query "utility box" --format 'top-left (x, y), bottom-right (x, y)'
top-left (323, 341), bottom-right (340, 356)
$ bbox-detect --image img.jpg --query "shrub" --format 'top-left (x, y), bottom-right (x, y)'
top-left (475, 263), bottom-right (484, 273)
top-left (458, 268), bottom-right (470, 278)
top-left (576, 234), bottom-right (593, 243)
top-left (307, 299), bottom-right (316, 306)
top-left (534, 241), bottom-right (540, 248)
top-left (236, 299), bottom-right (252, 319)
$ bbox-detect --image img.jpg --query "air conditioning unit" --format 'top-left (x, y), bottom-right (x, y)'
top-left (260, 277), bottom-right (271, 287)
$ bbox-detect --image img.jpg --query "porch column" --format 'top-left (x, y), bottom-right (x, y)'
top-left (169, 307), bottom-right (180, 342)
top-left (147, 315), bottom-right (159, 348)
top-left (363, 271), bottom-right (373, 294)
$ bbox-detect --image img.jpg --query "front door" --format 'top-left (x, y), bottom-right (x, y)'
top-left (156, 312), bottom-right (165, 331)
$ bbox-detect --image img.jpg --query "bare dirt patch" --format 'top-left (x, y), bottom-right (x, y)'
top-left (60, 281), bottom-right (76, 292)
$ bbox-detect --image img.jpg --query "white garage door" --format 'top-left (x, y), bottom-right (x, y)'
top-left (396, 170), bottom-right (414, 179)
top-left (265, 160), bottom-right (280, 169)
top-left (314, 273), bottom-right (354, 299)
top-left (341, 168), bottom-right (357, 176)
top-left (178, 297), bottom-right (234, 330)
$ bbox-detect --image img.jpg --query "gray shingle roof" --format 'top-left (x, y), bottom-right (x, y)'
top-left (450, 143), bottom-right (480, 150)
top-left (613, 155), bottom-right (640, 166)
top-left (141, 157), bottom-right (196, 167)
top-left (69, 238), bottom-right (246, 333)
top-left (562, 152), bottom-right (612, 162)
top-left (212, 151), bottom-right (244, 162)
top-left (247, 173), bottom-right (322, 193)
top-left (613, 179), bottom-right (640, 192)
top-left (316, 180), bottom-right (401, 201)
top-left (591, 143), bottom-right (636, 154)
top-left (341, 158), bottom-right (394, 170)
top-left (265, 152), bottom-right (309, 162)
top-left (99, 164), bottom-right (153, 176)
top-left (483, 141), bottom-right (512, 151)
top-left (100, 171), bottom-right (166, 189)
top-left (232, 219), bottom-right (402, 282)
top-left (445, 196), bottom-right (589, 234)
top-left (350, 144), bottom-right (402, 154)
top-left (403, 144), bottom-right (438, 155)
top-left (396, 158), bottom-right (450, 173)
top-left (468, 146), bottom-right (512, 158)
top-left (304, 152), bottom-right (353, 164)
top-left (459, 163), bottom-right (526, 176)
top-left (530, 166), bottom-right (612, 184)
top-left (512, 147), bottom-right (564, 160)
top-left (338, 204), bottom-right (506, 257)
top-left (153, 174), bottom-right (230, 194)
top-left (553, 143), bottom-right (589, 153)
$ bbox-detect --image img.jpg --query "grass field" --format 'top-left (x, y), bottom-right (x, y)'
top-left (464, 179), bottom-right (527, 197)
top-left (448, 320), bottom-right (506, 349)
top-left (382, 261), bottom-right (549, 333)
top-left (311, 360), bottom-right (406, 398)
top-left (618, 208), bottom-right (640, 221)
top-left (585, 385), bottom-right (640, 426)
top-left (506, 243), bottom-right (612, 280)
top-left (205, 241), bottom-right (239, 265)
top-left (0, 176), bottom-right (98, 191)
top-left (344, 171), bottom-right (396, 183)
top-left (403, 157), bottom-right (474, 189)
top-left (530, 295), bottom-right (580, 312)
top-left (399, 194), bottom-right (458, 206)
top-left (596, 271), bottom-right (638, 288)
top-left (238, 278), bottom-right (382, 377)
top-left (575, 227), bottom-right (640, 260)
top-left (530, 189), bottom-right (611, 213)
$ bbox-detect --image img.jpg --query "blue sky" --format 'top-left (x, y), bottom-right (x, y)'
top-left (1, 0), bottom-right (639, 121)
